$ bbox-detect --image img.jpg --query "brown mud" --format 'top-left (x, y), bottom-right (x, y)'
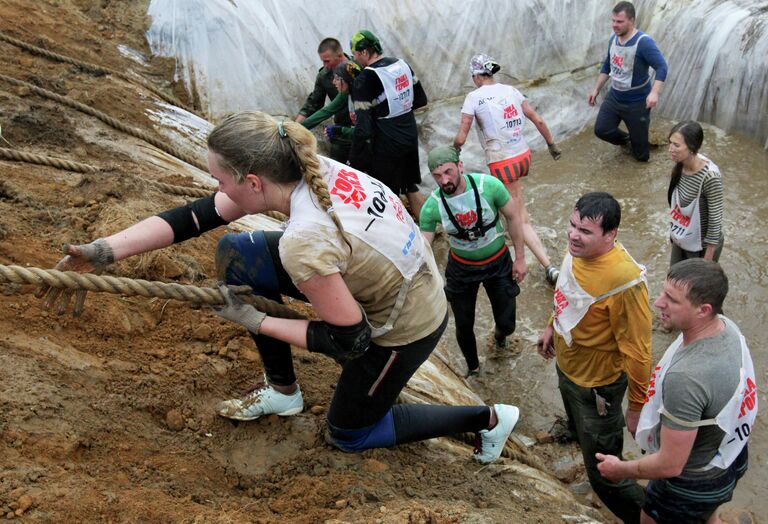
top-left (0, 2), bottom-right (762, 524)
top-left (0, 1), bottom-right (610, 523)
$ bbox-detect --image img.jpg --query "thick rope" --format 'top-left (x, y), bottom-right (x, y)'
top-left (0, 147), bottom-right (98, 173)
top-left (0, 264), bottom-right (305, 319)
top-left (0, 146), bottom-right (289, 221)
top-left (0, 30), bottom-right (195, 113)
top-left (0, 73), bottom-right (207, 171)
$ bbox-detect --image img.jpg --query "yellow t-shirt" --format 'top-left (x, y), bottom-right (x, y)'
top-left (554, 243), bottom-right (652, 411)
top-left (280, 224), bottom-right (447, 347)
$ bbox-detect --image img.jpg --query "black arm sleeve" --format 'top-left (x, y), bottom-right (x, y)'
top-left (157, 193), bottom-right (229, 244)
top-left (306, 316), bottom-right (371, 363)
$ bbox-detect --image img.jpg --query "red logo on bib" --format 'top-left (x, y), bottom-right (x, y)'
top-left (553, 288), bottom-right (569, 318)
top-left (644, 364), bottom-right (662, 402)
top-left (395, 74), bottom-right (409, 91)
top-left (739, 377), bottom-right (757, 418)
top-left (612, 54), bottom-right (624, 68)
top-left (670, 204), bottom-right (691, 227)
top-left (503, 104), bottom-right (518, 119)
top-left (389, 195), bottom-right (406, 223)
top-left (455, 209), bottom-right (477, 228)
top-left (331, 169), bottom-right (367, 209)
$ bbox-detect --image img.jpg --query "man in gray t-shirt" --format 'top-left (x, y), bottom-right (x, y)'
top-left (595, 259), bottom-right (755, 523)
top-left (660, 322), bottom-right (741, 470)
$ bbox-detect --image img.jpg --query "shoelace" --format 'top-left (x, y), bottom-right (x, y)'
top-left (242, 380), bottom-right (268, 397)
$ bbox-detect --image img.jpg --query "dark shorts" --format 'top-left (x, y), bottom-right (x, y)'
top-left (369, 148), bottom-right (421, 196)
top-left (644, 445), bottom-right (749, 523)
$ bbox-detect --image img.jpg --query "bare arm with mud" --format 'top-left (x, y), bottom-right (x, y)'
top-left (42, 191), bottom-right (246, 316)
top-left (259, 272), bottom-right (363, 348)
top-left (588, 73), bottom-right (610, 106)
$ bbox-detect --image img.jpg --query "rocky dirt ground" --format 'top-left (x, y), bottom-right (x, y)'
top-left (0, 2), bottom-right (755, 523)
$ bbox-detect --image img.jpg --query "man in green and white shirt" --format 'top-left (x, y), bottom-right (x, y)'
top-left (420, 146), bottom-right (527, 376)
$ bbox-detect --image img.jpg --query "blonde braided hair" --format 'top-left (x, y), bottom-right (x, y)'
top-left (207, 111), bottom-right (347, 238)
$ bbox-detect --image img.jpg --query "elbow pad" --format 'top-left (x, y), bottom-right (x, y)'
top-left (157, 193), bottom-right (228, 243)
top-left (307, 316), bottom-right (371, 364)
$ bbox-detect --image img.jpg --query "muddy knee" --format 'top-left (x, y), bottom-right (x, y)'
top-left (215, 233), bottom-right (245, 282)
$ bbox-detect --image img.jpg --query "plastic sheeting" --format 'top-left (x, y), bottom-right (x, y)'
top-left (146, 0), bottom-right (607, 116)
top-left (638, 0), bottom-right (768, 149)
top-left (146, 0), bottom-right (768, 149)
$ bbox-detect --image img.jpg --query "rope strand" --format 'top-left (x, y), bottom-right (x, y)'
top-left (0, 73), bottom-right (207, 171)
top-left (0, 30), bottom-right (195, 113)
top-left (0, 264), bottom-right (305, 319)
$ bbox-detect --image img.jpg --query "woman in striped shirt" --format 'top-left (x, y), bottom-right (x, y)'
top-left (667, 121), bottom-right (724, 265)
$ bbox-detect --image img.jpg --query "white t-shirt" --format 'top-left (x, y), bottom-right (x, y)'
top-left (280, 158), bottom-right (446, 346)
top-left (461, 83), bottom-right (529, 164)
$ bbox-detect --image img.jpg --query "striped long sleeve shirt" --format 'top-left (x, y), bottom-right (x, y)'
top-left (674, 162), bottom-right (724, 245)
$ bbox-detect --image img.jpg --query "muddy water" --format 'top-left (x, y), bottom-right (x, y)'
top-left (437, 117), bottom-right (768, 514)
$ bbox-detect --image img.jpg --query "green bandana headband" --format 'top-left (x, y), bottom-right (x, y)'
top-left (350, 30), bottom-right (382, 53)
top-left (427, 146), bottom-right (460, 171)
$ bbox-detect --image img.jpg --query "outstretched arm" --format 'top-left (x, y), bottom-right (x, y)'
top-left (597, 425), bottom-right (697, 481)
top-left (103, 192), bottom-right (244, 261)
top-left (43, 192), bottom-right (246, 315)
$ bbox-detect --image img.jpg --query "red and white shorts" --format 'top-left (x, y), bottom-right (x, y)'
top-left (488, 149), bottom-right (532, 184)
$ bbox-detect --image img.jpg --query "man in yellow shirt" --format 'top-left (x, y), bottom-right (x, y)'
top-left (538, 192), bottom-right (650, 524)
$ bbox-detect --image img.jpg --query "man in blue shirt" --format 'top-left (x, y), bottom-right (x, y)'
top-left (588, 1), bottom-right (668, 162)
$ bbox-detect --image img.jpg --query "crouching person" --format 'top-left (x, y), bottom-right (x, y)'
top-left (45, 111), bottom-right (521, 462)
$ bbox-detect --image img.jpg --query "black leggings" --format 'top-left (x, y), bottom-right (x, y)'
top-left (217, 231), bottom-right (492, 448)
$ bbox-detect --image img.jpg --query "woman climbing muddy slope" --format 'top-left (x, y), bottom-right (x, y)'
top-left (40, 111), bottom-right (519, 462)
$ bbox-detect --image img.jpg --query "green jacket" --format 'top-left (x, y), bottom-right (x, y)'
top-left (301, 92), bottom-right (354, 140)
top-left (298, 59), bottom-right (353, 129)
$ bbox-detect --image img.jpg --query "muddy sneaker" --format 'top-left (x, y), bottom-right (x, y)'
top-left (545, 265), bottom-right (560, 287)
top-left (216, 382), bottom-right (303, 421)
top-left (549, 415), bottom-right (578, 444)
top-left (465, 368), bottom-right (480, 379)
top-left (474, 404), bottom-right (520, 463)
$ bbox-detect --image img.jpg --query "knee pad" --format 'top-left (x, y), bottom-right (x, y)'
top-left (326, 410), bottom-right (396, 452)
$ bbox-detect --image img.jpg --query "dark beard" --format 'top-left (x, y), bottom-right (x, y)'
top-left (442, 183), bottom-right (457, 195)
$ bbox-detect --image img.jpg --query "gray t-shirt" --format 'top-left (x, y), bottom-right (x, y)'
top-left (661, 319), bottom-right (742, 474)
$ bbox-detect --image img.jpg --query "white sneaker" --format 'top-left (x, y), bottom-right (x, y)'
top-left (474, 404), bottom-right (520, 464)
top-left (216, 382), bottom-right (304, 421)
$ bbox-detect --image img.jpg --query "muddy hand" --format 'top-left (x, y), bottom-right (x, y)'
top-left (37, 238), bottom-right (115, 317)
top-left (536, 325), bottom-right (556, 359)
top-left (548, 143), bottom-right (562, 161)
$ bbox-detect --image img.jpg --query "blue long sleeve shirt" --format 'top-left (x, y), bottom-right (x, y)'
top-left (600, 31), bottom-right (668, 104)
